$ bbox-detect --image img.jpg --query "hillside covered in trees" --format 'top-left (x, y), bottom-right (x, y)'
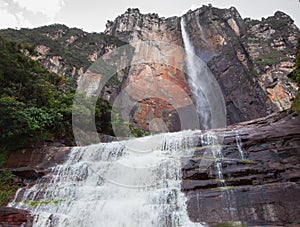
top-left (0, 37), bottom-right (113, 164)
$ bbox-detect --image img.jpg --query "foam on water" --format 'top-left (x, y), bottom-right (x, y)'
top-left (9, 131), bottom-right (204, 227)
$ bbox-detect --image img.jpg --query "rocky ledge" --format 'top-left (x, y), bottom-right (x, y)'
top-left (1, 111), bottom-right (299, 226)
top-left (0, 207), bottom-right (32, 227)
top-left (183, 110), bottom-right (300, 226)
top-left (0, 146), bottom-right (71, 227)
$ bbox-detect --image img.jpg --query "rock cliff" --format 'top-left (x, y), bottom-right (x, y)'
top-left (0, 5), bottom-right (299, 226)
top-left (183, 110), bottom-right (300, 225)
top-left (1, 6), bottom-right (298, 132)
top-left (0, 24), bottom-right (126, 83)
top-left (104, 6), bottom-right (299, 128)
top-left (2, 110), bottom-right (299, 226)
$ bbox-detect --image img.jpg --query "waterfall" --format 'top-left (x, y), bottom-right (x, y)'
top-left (195, 19), bottom-right (206, 43)
top-left (236, 132), bottom-right (245, 160)
top-left (9, 131), bottom-right (203, 227)
top-left (181, 18), bottom-right (210, 129)
top-left (180, 17), bottom-right (227, 184)
top-left (180, 17), bottom-right (226, 130)
top-left (7, 17), bottom-right (231, 227)
top-left (200, 133), bottom-right (225, 186)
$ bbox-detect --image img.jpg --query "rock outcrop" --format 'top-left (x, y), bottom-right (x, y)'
top-left (182, 6), bottom-right (276, 124)
top-left (3, 146), bottom-right (71, 170)
top-left (243, 11), bottom-right (299, 110)
top-left (1, 5), bottom-right (299, 226)
top-left (0, 24), bottom-right (127, 85)
top-left (105, 9), bottom-right (191, 131)
top-left (0, 207), bottom-right (32, 227)
top-left (0, 147), bottom-right (72, 227)
top-left (0, 6), bottom-right (298, 131)
top-left (183, 110), bottom-right (300, 225)
top-left (104, 6), bottom-right (299, 129)
top-left (2, 111), bottom-right (300, 226)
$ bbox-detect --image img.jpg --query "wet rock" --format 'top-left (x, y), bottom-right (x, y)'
top-left (0, 207), bottom-right (33, 227)
top-left (3, 111), bottom-right (299, 226)
top-left (9, 168), bottom-right (48, 180)
top-left (182, 110), bottom-right (300, 225)
top-left (3, 146), bottom-right (71, 170)
top-left (187, 183), bottom-right (300, 226)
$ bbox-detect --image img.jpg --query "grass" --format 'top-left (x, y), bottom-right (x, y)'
top-left (241, 159), bottom-right (255, 164)
top-left (255, 49), bottom-right (290, 69)
top-left (23, 197), bottom-right (66, 208)
top-left (292, 91), bottom-right (300, 113)
top-left (0, 170), bottom-right (19, 206)
top-left (215, 221), bottom-right (246, 227)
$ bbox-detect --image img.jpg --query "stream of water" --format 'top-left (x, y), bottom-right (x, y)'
top-left (9, 132), bottom-right (204, 227)
top-left (8, 17), bottom-right (231, 227)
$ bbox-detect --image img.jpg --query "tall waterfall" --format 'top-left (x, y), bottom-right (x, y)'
top-left (180, 17), bottom-right (226, 130)
top-left (8, 17), bottom-right (227, 227)
top-left (181, 18), bottom-right (210, 129)
top-left (181, 17), bottom-right (227, 186)
top-left (9, 132), bottom-right (203, 227)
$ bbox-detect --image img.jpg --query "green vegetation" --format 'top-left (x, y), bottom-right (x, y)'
top-left (0, 24), bottom-right (127, 70)
top-left (267, 18), bottom-right (287, 30)
top-left (127, 123), bottom-right (151, 137)
top-left (0, 171), bottom-right (19, 205)
top-left (111, 112), bottom-right (151, 138)
top-left (0, 147), bottom-right (8, 167)
top-left (0, 24), bottom-right (158, 168)
top-left (289, 38), bottom-right (300, 113)
top-left (0, 37), bottom-right (74, 147)
top-left (23, 197), bottom-right (65, 208)
top-left (255, 49), bottom-right (290, 69)
top-left (72, 92), bottom-right (113, 135)
top-left (0, 32), bottom-right (147, 164)
top-left (215, 221), bottom-right (246, 227)
top-left (266, 13), bottom-right (290, 32)
top-left (0, 37), bottom-right (114, 162)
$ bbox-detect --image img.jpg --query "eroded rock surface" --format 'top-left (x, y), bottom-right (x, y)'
top-left (183, 110), bottom-right (300, 225)
top-left (2, 111), bottom-right (300, 226)
top-left (104, 6), bottom-right (299, 128)
top-left (0, 146), bottom-right (71, 227)
top-left (0, 207), bottom-right (32, 227)
top-left (0, 6), bottom-right (298, 131)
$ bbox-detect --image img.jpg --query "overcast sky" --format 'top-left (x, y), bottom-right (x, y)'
top-left (0, 0), bottom-right (299, 32)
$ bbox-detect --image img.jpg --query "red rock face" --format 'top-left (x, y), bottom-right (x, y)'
top-left (0, 207), bottom-right (33, 227)
top-left (103, 9), bottom-right (197, 131)
top-left (104, 13), bottom-right (196, 131)
top-left (3, 147), bottom-right (71, 169)
top-left (123, 62), bottom-right (192, 131)
top-left (104, 7), bottom-right (300, 130)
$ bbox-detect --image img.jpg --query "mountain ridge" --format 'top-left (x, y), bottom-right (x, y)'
top-left (0, 5), bottom-right (299, 132)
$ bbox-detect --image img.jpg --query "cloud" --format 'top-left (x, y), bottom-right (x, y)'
top-left (0, 0), bottom-right (65, 28)
top-left (12, 0), bottom-right (65, 18)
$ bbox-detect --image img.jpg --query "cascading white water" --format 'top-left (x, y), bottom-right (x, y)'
top-left (195, 19), bottom-right (206, 43)
top-left (200, 133), bottom-right (225, 186)
top-left (7, 17), bottom-right (230, 227)
top-left (180, 17), bottom-right (227, 185)
top-left (181, 18), bottom-right (211, 130)
top-left (235, 132), bottom-right (245, 160)
top-left (9, 131), bottom-right (204, 227)
top-left (180, 17), bottom-right (226, 131)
